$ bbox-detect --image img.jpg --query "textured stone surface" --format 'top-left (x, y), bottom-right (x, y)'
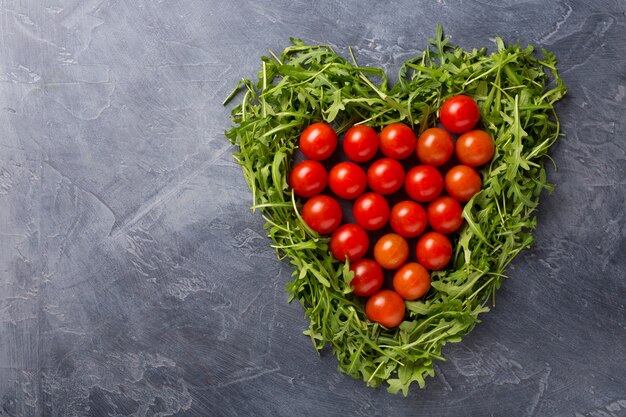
top-left (0, 0), bottom-right (624, 416)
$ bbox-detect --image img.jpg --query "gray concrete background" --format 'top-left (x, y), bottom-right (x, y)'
top-left (1, 0), bottom-right (625, 416)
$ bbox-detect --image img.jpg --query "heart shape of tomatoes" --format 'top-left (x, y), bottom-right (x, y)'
top-left (225, 30), bottom-right (565, 395)
top-left (292, 95), bottom-right (492, 328)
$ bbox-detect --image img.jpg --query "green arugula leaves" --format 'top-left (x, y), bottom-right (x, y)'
top-left (225, 25), bottom-right (566, 395)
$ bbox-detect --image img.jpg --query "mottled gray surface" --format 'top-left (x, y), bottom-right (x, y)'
top-left (0, 0), bottom-right (624, 416)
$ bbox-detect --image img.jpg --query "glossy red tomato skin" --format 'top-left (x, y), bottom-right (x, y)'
top-left (427, 196), bottom-right (464, 234)
top-left (416, 128), bottom-right (454, 166)
top-left (330, 224), bottom-right (369, 262)
top-left (343, 125), bottom-right (379, 162)
top-left (365, 290), bottom-right (406, 328)
top-left (416, 232), bottom-right (452, 270)
top-left (289, 160), bottom-right (328, 198)
top-left (444, 165), bottom-right (482, 203)
top-left (455, 130), bottom-right (495, 167)
top-left (328, 162), bottom-right (367, 200)
top-left (349, 259), bottom-right (384, 297)
top-left (301, 195), bottom-right (342, 235)
top-left (367, 158), bottom-right (406, 195)
top-left (389, 201), bottom-right (427, 238)
top-left (440, 95), bottom-right (481, 134)
top-left (374, 233), bottom-right (409, 270)
top-left (299, 122), bottom-right (338, 160)
top-left (393, 263), bottom-right (431, 300)
top-left (353, 192), bottom-right (390, 231)
top-left (404, 165), bottom-right (444, 203)
top-left (379, 124), bottom-right (416, 160)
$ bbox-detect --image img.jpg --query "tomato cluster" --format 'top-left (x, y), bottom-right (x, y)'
top-left (290, 95), bottom-right (494, 328)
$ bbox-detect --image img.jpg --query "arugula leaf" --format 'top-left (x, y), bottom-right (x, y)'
top-left (225, 24), bottom-right (566, 395)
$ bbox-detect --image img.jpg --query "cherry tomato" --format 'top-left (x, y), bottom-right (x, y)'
top-left (439, 95), bottom-right (481, 134)
top-left (365, 290), bottom-right (405, 328)
top-left (301, 195), bottom-right (342, 235)
top-left (299, 122), bottom-right (338, 160)
top-left (427, 196), bottom-right (464, 234)
top-left (389, 201), bottom-right (427, 238)
top-left (404, 165), bottom-right (444, 203)
top-left (455, 130), bottom-right (495, 167)
top-left (374, 233), bottom-right (409, 270)
top-left (416, 127), bottom-right (454, 166)
top-left (330, 224), bottom-right (369, 262)
top-left (416, 232), bottom-right (452, 270)
top-left (393, 263), bottom-right (431, 300)
top-left (349, 259), bottom-right (384, 297)
top-left (379, 124), bottom-right (416, 160)
top-left (367, 158), bottom-right (405, 195)
top-left (289, 160), bottom-right (327, 198)
top-left (328, 162), bottom-right (367, 200)
top-left (353, 192), bottom-right (390, 231)
top-left (444, 165), bottom-right (482, 203)
top-left (343, 125), bottom-right (379, 162)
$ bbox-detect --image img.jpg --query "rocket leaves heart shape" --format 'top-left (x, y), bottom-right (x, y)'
top-left (224, 25), bottom-right (566, 395)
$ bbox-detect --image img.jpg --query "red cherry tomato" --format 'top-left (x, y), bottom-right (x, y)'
top-left (379, 124), bottom-right (416, 160)
top-left (367, 158), bottom-right (405, 195)
top-left (328, 162), bottom-right (367, 200)
top-left (301, 195), bottom-right (342, 235)
top-left (393, 263), bottom-right (431, 300)
top-left (389, 201), bottom-right (427, 238)
top-left (404, 165), bottom-right (444, 202)
top-left (416, 127), bottom-right (454, 166)
top-left (427, 196), bottom-right (464, 234)
top-left (349, 259), bottom-right (384, 297)
top-left (330, 224), bottom-right (369, 262)
top-left (289, 160), bottom-right (328, 198)
top-left (439, 95), bottom-right (480, 134)
top-left (353, 192), bottom-right (390, 231)
top-left (444, 165), bottom-right (482, 203)
top-left (299, 122), bottom-right (338, 160)
top-left (365, 290), bottom-right (406, 328)
top-left (374, 233), bottom-right (409, 270)
top-left (343, 125), bottom-right (379, 162)
top-left (416, 232), bottom-right (452, 270)
top-left (455, 130), bottom-right (495, 167)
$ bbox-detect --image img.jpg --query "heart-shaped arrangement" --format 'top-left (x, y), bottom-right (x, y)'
top-left (293, 100), bottom-right (493, 324)
top-left (225, 26), bottom-right (566, 394)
